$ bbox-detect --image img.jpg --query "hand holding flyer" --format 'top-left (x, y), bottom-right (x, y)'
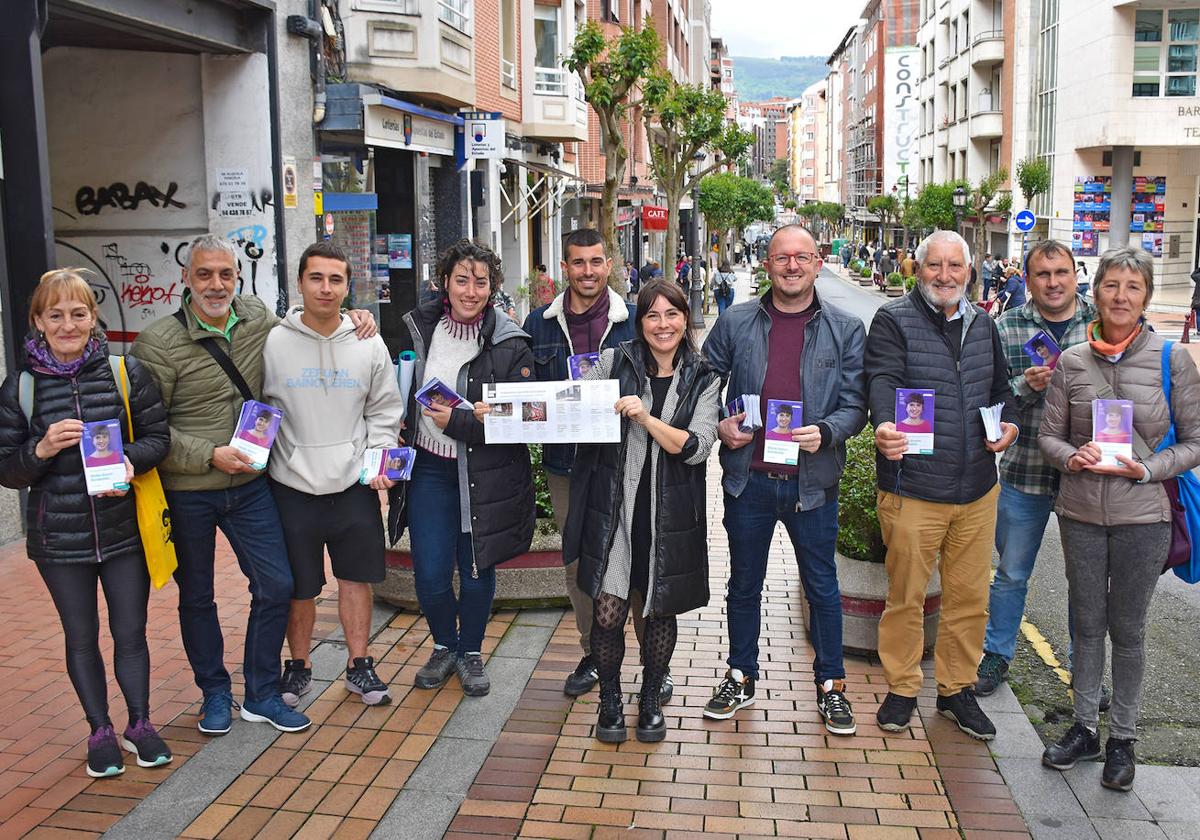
top-left (1092, 399), bottom-right (1134, 465)
top-left (1023, 331), bottom-right (1062, 370)
top-left (721, 394), bottom-right (762, 432)
top-left (763, 400), bottom-right (803, 465)
top-left (415, 378), bottom-right (467, 410)
top-left (230, 400), bottom-right (283, 470)
top-left (360, 446), bottom-right (416, 484)
top-left (979, 403), bottom-right (1005, 442)
top-left (895, 388), bottom-right (935, 455)
top-left (81, 420), bottom-right (129, 495)
top-left (482, 379), bottom-right (619, 443)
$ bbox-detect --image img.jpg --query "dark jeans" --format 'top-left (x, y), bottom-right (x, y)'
top-left (39, 554), bottom-right (150, 730)
top-left (723, 473), bottom-right (844, 683)
top-left (716, 287), bottom-right (735, 314)
top-left (408, 451), bottom-right (496, 655)
top-left (167, 475), bottom-right (294, 703)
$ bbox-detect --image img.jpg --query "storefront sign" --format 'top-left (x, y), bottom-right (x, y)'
top-left (617, 206), bottom-right (638, 227)
top-left (365, 104), bottom-right (455, 157)
top-left (642, 205), bottom-right (668, 231)
top-left (461, 111), bottom-right (505, 160)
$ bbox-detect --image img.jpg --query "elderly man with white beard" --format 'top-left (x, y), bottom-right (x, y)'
top-left (863, 230), bottom-right (1019, 742)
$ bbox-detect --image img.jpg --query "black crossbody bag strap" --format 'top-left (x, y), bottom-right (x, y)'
top-left (173, 308), bottom-right (254, 402)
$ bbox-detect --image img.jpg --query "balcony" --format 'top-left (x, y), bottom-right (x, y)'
top-left (970, 30), bottom-right (1005, 67)
top-left (969, 110), bottom-right (1003, 139)
top-left (343, 0), bottom-right (475, 108)
top-left (526, 68), bottom-right (588, 142)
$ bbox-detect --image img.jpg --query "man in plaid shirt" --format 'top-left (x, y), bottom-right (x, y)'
top-left (976, 240), bottom-right (1096, 696)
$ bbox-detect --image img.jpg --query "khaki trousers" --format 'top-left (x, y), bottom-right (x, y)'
top-left (548, 471), bottom-right (645, 657)
top-left (876, 484), bottom-right (998, 697)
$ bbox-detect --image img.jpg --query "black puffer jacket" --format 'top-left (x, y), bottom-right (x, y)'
top-left (393, 299), bottom-right (535, 571)
top-left (0, 343), bottom-right (170, 565)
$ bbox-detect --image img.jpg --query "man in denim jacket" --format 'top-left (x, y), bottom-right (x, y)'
top-left (701, 224), bottom-right (867, 734)
top-left (522, 228), bottom-right (638, 698)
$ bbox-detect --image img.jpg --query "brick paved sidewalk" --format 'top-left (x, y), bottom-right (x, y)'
top-left (3, 451), bottom-right (1032, 839)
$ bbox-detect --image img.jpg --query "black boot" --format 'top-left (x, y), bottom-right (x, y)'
top-left (636, 671), bottom-right (666, 743)
top-left (595, 679), bottom-right (626, 743)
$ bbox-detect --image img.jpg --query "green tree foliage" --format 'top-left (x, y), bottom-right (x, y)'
top-left (765, 157), bottom-right (790, 196)
top-left (837, 428), bottom-right (885, 563)
top-left (697, 173), bottom-right (774, 263)
top-left (641, 75), bottom-right (754, 274)
top-left (867, 194), bottom-right (900, 245)
top-left (966, 168), bottom-right (1009, 298)
top-left (911, 181), bottom-right (965, 231)
top-left (1016, 156), bottom-right (1052, 208)
top-left (565, 20), bottom-right (662, 278)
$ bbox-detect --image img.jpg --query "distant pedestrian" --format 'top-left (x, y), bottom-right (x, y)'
top-left (713, 260), bottom-right (737, 315)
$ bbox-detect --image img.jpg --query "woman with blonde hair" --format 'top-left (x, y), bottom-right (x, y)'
top-left (0, 269), bottom-right (171, 778)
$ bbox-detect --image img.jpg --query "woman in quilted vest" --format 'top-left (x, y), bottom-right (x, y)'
top-left (1039, 247), bottom-right (1200, 792)
top-left (0, 269), bottom-right (170, 779)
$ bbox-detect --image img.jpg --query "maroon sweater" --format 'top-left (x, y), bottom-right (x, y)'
top-left (564, 289), bottom-right (610, 354)
top-left (750, 297), bottom-right (817, 474)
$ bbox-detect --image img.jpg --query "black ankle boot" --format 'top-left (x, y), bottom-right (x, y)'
top-left (636, 672), bottom-right (666, 743)
top-left (595, 679), bottom-right (626, 743)
top-left (1102, 737), bottom-right (1136, 792)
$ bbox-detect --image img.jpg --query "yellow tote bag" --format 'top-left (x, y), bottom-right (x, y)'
top-left (113, 357), bottom-right (178, 589)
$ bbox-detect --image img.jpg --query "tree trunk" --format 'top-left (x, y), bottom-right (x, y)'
top-left (663, 182), bottom-right (683, 286)
top-left (971, 216), bottom-right (987, 302)
top-left (599, 112), bottom-right (628, 292)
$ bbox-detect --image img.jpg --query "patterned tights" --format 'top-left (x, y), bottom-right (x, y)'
top-left (591, 592), bottom-right (677, 681)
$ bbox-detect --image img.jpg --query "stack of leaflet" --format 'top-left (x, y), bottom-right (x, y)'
top-left (721, 394), bottom-right (763, 433)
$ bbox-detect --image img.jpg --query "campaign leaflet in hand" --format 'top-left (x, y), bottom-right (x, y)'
top-left (721, 393), bottom-right (763, 432)
top-left (414, 377), bottom-right (467, 410)
top-left (231, 400), bottom-right (283, 470)
top-left (1092, 399), bottom-right (1134, 466)
top-left (763, 400), bottom-right (803, 465)
top-left (1023, 330), bottom-right (1062, 369)
top-left (568, 352), bottom-right (600, 380)
top-left (896, 388), bottom-right (935, 455)
top-left (979, 402), bottom-right (1005, 442)
top-left (81, 419), bottom-right (129, 495)
top-left (360, 446), bottom-right (415, 484)
top-left (482, 379), bottom-right (620, 443)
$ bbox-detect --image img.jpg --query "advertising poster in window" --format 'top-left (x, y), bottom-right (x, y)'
top-left (1072, 176), bottom-right (1166, 257)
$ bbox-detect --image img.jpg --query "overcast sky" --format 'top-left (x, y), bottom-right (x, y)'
top-left (710, 1), bottom-right (863, 60)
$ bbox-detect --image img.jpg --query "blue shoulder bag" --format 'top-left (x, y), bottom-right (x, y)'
top-left (1156, 341), bottom-right (1200, 584)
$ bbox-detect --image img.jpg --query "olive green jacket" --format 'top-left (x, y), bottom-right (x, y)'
top-left (131, 296), bottom-right (278, 491)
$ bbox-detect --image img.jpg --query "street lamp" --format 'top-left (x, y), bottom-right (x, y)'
top-left (689, 151), bottom-right (706, 329)
top-left (952, 185), bottom-right (968, 234)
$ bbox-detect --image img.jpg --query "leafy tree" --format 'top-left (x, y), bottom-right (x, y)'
top-left (565, 21), bottom-right (661, 275)
top-left (641, 75), bottom-right (754, 275)
top-left (765, 157), bottom-right (790, 195)
top-left (697, 173), bottom-right (774, 264)
top-left (867, 194), bottom-right (900, 246)
top-left (911, 181), bottom-right (965, 232)
top-left (1016, 156), bottom-right (1052, 210)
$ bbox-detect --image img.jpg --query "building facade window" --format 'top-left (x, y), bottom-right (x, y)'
top-left (500, 0), bottom-right (517, 89)
top-left (438, 0), bottom-right (472, 33)
top-left (1133, 8), bottom-right (1199, 97)
top-left (534, 4), bottom-right (565, 94)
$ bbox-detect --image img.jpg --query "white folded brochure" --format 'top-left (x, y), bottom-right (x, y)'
top-left (979, 402), bottom-right (1005, 442)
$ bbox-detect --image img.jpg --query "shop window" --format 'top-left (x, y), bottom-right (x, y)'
top-left (1132, 8), bottom-right (1199, 97)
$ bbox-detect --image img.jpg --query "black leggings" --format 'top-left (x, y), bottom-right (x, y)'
top-left (37, 554), bottom-right (151, 731)
top-left (592, 592), bottom-right (676, 683)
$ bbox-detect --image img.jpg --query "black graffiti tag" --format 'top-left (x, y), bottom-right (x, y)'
top-left (75, 182), bottom-right (187, 216)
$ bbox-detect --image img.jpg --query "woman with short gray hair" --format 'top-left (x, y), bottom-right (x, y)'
top-left (1039, 246), bottom-right (1200, 791)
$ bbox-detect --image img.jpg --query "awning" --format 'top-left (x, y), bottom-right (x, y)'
top-left (499, 156), bottom-right (580, 225)
top-left (505, 157), bottom-right (582, 183)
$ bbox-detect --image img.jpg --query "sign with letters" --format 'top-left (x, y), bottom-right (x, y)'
top-left (642, 205), bottom-right (668, 231)
top-left (460, 111), bottom-right (505, 160)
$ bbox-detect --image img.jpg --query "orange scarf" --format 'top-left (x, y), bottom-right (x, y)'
top-left (1087, 320), bottom-right (1141, 357)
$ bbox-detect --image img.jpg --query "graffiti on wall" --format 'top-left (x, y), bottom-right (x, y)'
top-left (74, 182), bottom-right (187, 216)
top-left (55, 225), bottom-right (275, 349)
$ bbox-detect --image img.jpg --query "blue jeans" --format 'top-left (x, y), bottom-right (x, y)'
top-left (408, 451), bottom-right (496, 655)
top-left (723, 473), bottom-right (843, 683)
top-left (716, 288), bottom-right (734, 314)
top-left (167, 475), bottom-right (294, 703)
top-left (983, 481), bottom-right (1054, 661)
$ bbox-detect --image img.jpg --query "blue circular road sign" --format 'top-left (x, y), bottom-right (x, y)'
top-left (1015, 209), bottom-right (1036, 232)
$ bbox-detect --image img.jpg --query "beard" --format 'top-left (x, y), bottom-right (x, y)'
top-left (916, 277), bottom-right (964, 311)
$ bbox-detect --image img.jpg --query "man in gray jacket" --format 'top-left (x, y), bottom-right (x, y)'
top-left (701, 224), bottom-right (867, 735)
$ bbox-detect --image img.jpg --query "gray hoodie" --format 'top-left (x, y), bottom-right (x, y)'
top-left (262, 307), bottom-right (403, 495)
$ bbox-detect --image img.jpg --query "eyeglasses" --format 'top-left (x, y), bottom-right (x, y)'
top-left (768, 252), bottom-right (819, 267)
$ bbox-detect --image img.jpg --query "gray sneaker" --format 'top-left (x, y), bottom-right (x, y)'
top-left (456, 653), bottom-right (490, 697)
top-left (414, 647), bottom-right (456, 689)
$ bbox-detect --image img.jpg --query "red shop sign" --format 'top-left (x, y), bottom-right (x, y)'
top-left (642, 205), bottom-right (668, 231)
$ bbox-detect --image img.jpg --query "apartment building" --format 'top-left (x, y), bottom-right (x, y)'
top-left (1042, 2), bottom-right (1200, 296)
top-left (913, 0), bottom-right (1015, 256)
top-left (711, 37), bottom-right (738, 121)
top-left (788, 81), bottom-right (828, 205)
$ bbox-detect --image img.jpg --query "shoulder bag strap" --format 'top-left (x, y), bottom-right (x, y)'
top-left (18, 372), bottom-right (33, 424)
top-left (173, 306), bottom-right (254, 402)
top-left (1080, 347), bottom-right (1153, 461)
top-left (1162, 340), bottom-right (1176, 426)
top-left (110, 355), bottom-right (135, 442)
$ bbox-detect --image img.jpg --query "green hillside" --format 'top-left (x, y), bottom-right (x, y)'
top-left (731, 55), bottom-right (827, 102)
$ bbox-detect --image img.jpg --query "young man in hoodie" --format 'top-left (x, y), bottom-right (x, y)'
top-left (262, 242), bottom-right (405, 707)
